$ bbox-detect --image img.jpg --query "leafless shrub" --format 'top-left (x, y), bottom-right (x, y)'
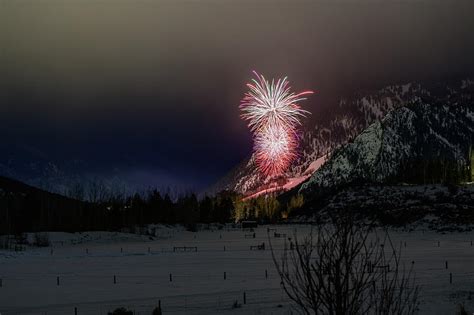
top-left (271, 221), bottom-right (420, 314)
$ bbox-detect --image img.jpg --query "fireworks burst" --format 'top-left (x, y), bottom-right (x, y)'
top-left (254, 124), bottom-right (297, 176)
top-left (240, 71), bottom-right (313, 133)
top-left (240, 71), bottom-right (313, 177)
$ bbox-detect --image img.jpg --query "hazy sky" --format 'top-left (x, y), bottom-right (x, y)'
top-left (1, 0), bottom-right (474, 191)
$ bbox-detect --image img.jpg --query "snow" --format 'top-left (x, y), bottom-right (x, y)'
top-left (358, 121), bottom-right (383, 165)
top-left (302, 102), bottom-right (473, 192)
top-left (461, 79), bottom-right (473, 89)
top-left (304, 154), bottom-right (328, 175)
top-left (1, 225), bottom-right (474, 314)
top-left (466, 110), bottom-right (474, 121)
top-left (401, 83), bottom-right (412, 94)
top-left (243, 155), bottom-right (328, 200)
top-left (301, 120), bottom-right (385, 189)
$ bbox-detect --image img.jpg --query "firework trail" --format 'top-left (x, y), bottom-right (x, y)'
top-left (240, 71), bottom-right (313, 177)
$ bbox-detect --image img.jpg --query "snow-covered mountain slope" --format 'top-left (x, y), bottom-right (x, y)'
top-left (300, 101), bottom-right (474, 193)
top-left (210, 79), bottom-right (474, 196)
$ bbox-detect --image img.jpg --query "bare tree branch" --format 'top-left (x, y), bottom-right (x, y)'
top-left (271, 219), bottom-right (420, 315)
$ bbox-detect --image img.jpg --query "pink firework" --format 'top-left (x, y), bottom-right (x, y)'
top-left (240, 71), bottom-right (313, 177)
top-left (254, 125), bottom-right (297, 176)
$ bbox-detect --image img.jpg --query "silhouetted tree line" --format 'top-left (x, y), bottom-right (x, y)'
top-left (0, 175), bottom-right (240, 235)
top-left (105, 189), bottom-right (237, 230)
top-left (392, 157), bottom-right (472, 185)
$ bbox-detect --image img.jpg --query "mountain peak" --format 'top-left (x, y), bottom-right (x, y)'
top-left (209, 78), bottom-right (474, 197)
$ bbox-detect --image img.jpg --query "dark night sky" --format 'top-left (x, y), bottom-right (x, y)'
top-left (1, 0), bottom-right (474, 192)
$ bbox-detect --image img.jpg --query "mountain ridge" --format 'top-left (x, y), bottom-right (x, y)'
top-left (300, 102), bottom-right (474, 195)
top-left (209, 78), bottom-right (474, 197)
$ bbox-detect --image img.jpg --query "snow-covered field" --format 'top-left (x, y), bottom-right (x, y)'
top-left (1, 225), bottom-right (474, 314)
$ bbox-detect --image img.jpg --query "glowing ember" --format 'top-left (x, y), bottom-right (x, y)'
top-left (240, 71), bottom-right (313, 177)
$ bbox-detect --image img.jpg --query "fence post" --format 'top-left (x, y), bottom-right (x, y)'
top-left (450, 273), bottom-right (452, 284)
top-left (224, 272), bottom-right (226, 280)
top-left (114, 275), bottom-right (116, 284)
top-left (224, 246), bottom-right (226, 251)
top-left (445, 261), bottom-right (448, 269)
top-left (265, 269), bottom-right (268, 279)
top-left (243, 292), bottom-right (246, 304)
top-left (0, 278), bottom-right (2, 287)
top-left (74, 306), bottom-right (77, 315)
top-left (121, 247), bottom-right (123, 253)
top-left (169, 273), bottom-right (172, 282)
top-left (57, 276), bottom-right (60, 286)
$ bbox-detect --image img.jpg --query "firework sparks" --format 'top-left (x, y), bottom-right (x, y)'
top-left (240, 71), bottom-right (312, 133)
top-left (254, 124), bottom-right (297, 176)
top-left (240, 71), bottom-right (313, 177)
